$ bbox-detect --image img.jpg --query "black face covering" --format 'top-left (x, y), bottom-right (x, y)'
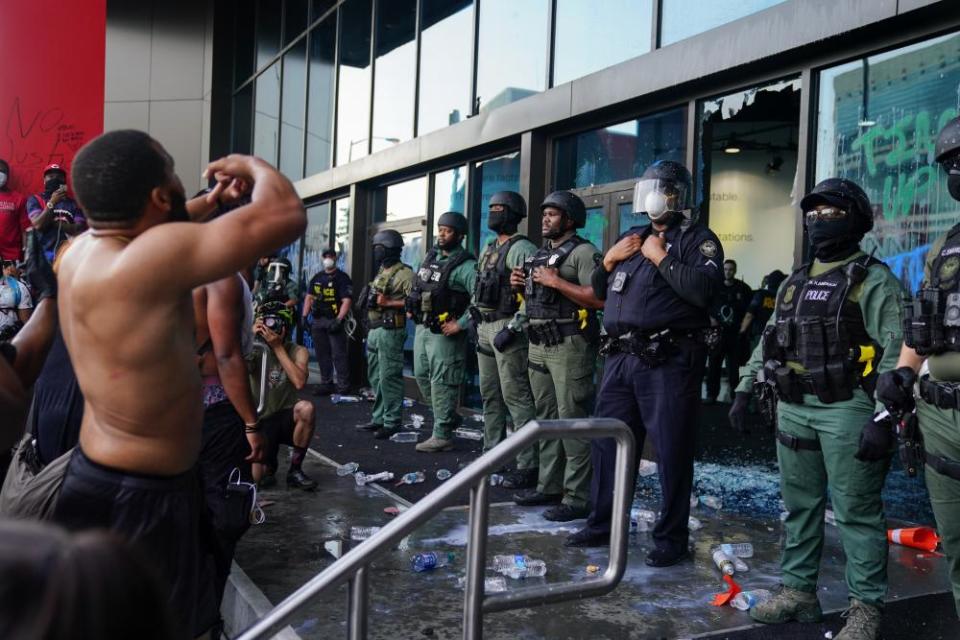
top-left (168, 189), bottom-right (189, 223)
top-left (807, 217), bottom-right (859, 261)
top-left (948, 174), bottom-right (960, 201)
top-left (43, 176), bottom-right (65, 197)
top-left (487, 211), bottom-right (517, 234)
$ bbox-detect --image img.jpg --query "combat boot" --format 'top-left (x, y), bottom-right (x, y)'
top-left (834, 599), bottom-right (881, 640)
top-left (415, 436), bottom-right (454, 452)
top-left (749, 585), bottom-right (822, 624)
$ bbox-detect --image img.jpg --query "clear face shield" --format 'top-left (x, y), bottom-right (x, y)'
top-left (266, 261), bottom-right (289, 284)
top-left (632, 178), bottom-right (690, 223)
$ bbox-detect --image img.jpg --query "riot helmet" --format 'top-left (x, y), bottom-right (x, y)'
top-left (436, 211), bottom-right (468, 250)
top-left (800, 178), bottom-right (873, 260)
top-left (935, 116), bottom-right (960, 201)
top-left (266, 257), bottom-right (292, 284)
top-left (488, 191), bottom-right (527, 233)
top-left (762, 269), bottom-right (787, 292)
top-left (540, 190), bottom-right (586, 229)
top-left (372, 228), bottom-right (404, 265)
top-left (632, 160), bottom-right (693, 224)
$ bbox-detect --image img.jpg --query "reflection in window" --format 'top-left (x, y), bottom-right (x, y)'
top-left (697, 77), bottom-right (800, 288)
top-left (474, 152), bottom-right (520, 252)
top-left (372, 0), bottom-right (416, 152)
top-left (554, 108), bottom-right (686, 190)
top-left (660, 0), bottom-right (787, 47)
top-left (280, 41), bottom-right (307, 179)
top-left (336, 0), bottom-right (372, 166)
top-left (302, 201), bottom-right (331, 349)
top-left (580, 205), bottom-right (607, 251)
top-left (306, 17), bottom-right (337, 175)
top-left (256, 0), bottom-right (282, 69)
top-left (432, 166), bottom-right (467, 242)
top-left (334, 197), bottom-right (352, 274)
top-left (253, 63), bottom-right (281, 164)
top-left (817, 32), bottom-right (960, 292)
top-left (476, 0), bottom-right (548, 112)
top-left (384, 176), bottom-right (428, 222)
top-left (553, 0), bottom-right (652, 85)
top-left (400, 228), bottom-right (425, 378)
top-left (284, 0), bottom-right (309, 44)
top-left (418, 0), bottom-right (473, 135)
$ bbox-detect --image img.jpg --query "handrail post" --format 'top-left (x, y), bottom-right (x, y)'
top-left (462, 477), bottom-right (489, 640)
top-left (347, 566), bottom-right (368, 640)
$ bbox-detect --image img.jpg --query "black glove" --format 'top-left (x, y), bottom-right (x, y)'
top-left (493, 327), bottom-right (517, 352)
top-left (22, 230), bottom-right (56, 302)
top-left (875, 366), bottom-right (917, 412)
top-left (328, 318), bottom-right (343, 334)
top-left (855, 412), bottom-right (895, 462)
top-left (728, 392), bottom-right (750, 433)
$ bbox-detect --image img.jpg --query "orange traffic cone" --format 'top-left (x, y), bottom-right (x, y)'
top-left (887, 527), bottom-right (940, 552)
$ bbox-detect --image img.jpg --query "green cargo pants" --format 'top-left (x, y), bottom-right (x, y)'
top-left (419, 327), bottom-right (466, 439)
top-left (413, 325), bottom-right (432, 405)
top-left (366, 326), bottom-right (406, 429)
top-left (477, 317), bottom-right (538, 471)
top-left (777, 389), bottom-right (890, 607)
top-left (527, 333), bottom-right (596, 509)
top-left (917, 398), bottom-right (960, 617)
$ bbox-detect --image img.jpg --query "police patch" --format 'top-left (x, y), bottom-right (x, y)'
top-left (783, 284), bottom-right (796, 304)
top-left (940, 255), bottom-right (960, 281)
top-left (699, 240), bottom-right (718, 258)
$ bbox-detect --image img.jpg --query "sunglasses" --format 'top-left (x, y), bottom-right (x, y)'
top-left (804, 206), bottom-right (848, 223)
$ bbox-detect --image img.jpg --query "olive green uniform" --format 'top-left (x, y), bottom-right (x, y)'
top-left (916, 233), bottom-right (960, 615)
top-left (474, 234), bottom-right (539, 470)
top-left (527, 239), bottom-right (601, 510)
top-left (366, 261), bottom-right (414, 430)
top-left (738, 252), bottom-right (904, 607)
top-left (413, 247), bottom-right (477, 439)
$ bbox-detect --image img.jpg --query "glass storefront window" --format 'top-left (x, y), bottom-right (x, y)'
top-left (432, 165), bottom-right (468, 244)
top-left (697, 77), bottom-right (801, 288)
top-left (553, 0), bottom-right (652, 85)
top-left (284, 0), bottom-right (310, 44)
top-left (474, 152), bottom-right (520, 252)
top-left (417, 0), bottom-right (474, 135)
top-left (280, 41), bottom-right (307, 179)
top-left (372, 0), bottom-right (416, 152)
top-left (234, 0), bottom-right (256, 86)
top-left (580, 204), bottom-right (607, 251)
top-left (816, 32), bottom-right (960, 292)
top-left (382, 176), bottom-right (428, 222)
top-left (554, 108), bottom-right (686, 190)
top-left (335, 0), bottom-right (373, 166)
top-left (256, 0), bottom-right (282, 69)
top-left (306, 17), bottom-right (337, 175)
top-left (476, 0), bottom-right (548, 112)
top-left (232, 84), bottom-right (253, 155)
top-left (334, 197), bottom-right (352, 273)
top-left (301, 201), bottom-right (331, 349)
top-left (253, 63), bottom-right (281, 164)
top-left (660, 0), bottom-right (787, 47)
top-left (312, 0), bottom-right (336, 22)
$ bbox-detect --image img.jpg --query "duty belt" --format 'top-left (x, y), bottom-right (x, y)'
top-left (776, 430), bottom-right (821, 451)
top-left (919, 376), bottom-right (960, 411)
top-left (367, 315), bottom-right (405, 330)
top-left (527, 320), bottom-right (581, 347)
top-left (600, 328), bottom-right (705, 367)
top-left (477, 309), bottom-right (512, 323)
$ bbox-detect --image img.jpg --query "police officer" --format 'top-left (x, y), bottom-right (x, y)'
top-left (472, 192), bottom-right (539, 488)
top-left (407, 212), bottom-right (477, 452)
top-left (510, 191), bottom-right (603, 521)
top-left (566, 161), bottom-right (722, 567)
top-left (303, 249), bottom-right (353, 395)
top-left (729, 178), bottom-right (903, 639)
top-left (873, 115), bottom-right (960, 621)
top-left (705, 259), bottom-right (753, 404)
top-left (357, 230), bottom-right (413, 439)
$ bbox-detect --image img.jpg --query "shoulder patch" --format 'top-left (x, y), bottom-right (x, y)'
top-left (699, 239), bottom-right (718, 258)
top-left (783, 284), bottom-right (796, 304)
top-left (940, 255), bottom-right (960, 281)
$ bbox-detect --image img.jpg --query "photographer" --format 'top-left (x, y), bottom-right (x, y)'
top-left (26, 164), bottom-right (86, 262)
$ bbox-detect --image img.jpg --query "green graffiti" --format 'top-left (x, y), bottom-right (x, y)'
top-left (882, 166), bottom-right (936, 221)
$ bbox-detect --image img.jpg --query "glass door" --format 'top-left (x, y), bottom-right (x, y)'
top-left (570, 183), bottom-right (641, 250)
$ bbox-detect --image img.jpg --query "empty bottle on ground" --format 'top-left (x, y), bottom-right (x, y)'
top-left (493, 554), bottom-right (548, 579)
top-left (411, 551), bottom-right (455, 572)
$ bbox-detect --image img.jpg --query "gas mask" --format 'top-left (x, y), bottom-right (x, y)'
top-left (322, 258), bottom-right (336, 270)
top-left (266, 261), bottom-right (289, 284)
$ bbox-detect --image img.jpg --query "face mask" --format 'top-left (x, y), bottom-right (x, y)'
top-left (44, 176), bottom-right (65, 195)
top-left (167, 189), bottom-right (189, 223)
top-left (807, 217), bottom-right (858, 260)
top-left (0, 172), bottom-right (7, 189)
top-left (644, 191), bottom-right (669, 221)
top-left (323, 258), bottom-right (335, 269)
top-left (948, 174), bottom-right (960, 201)
top-left (372, 246), bottom-right (387, 264)
top-left (267, 262), bottom-right (288, 283)
top-left (487, 210), bottom-right (515, 233)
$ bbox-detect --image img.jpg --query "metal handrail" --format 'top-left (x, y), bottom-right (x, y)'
top-left (236, 418), bottom-right (636, 640)
top-left (251, 340), bottom-right (270, 415)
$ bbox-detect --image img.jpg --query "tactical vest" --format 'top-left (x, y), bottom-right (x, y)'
top-left (523, 236), bottom-right (585, 320)
top-left (761, 255), bottom-right (880, 404)
top-left (410, 249), bottom-right (472, 323)
top-left (311, 272), bottom-right (340, 318)
top-left (904, 225), bottom-right (960, 355)
top-left (366, 262), bottom-right (410, 329)
top-left (474, 235), bottom-right (524, 319)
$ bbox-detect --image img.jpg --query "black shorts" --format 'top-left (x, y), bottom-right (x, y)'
top-left (260, 406), bottom-right (296, 471)
top-left (52, 448), bottom-right (218, 638)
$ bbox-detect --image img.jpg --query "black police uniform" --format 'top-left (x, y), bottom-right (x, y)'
top-left (582, 222), bottom-right (723, 554)
top-left (307, 269), bottom-right (353, 393)
top-left (705, 277), bottom-right (752, 401)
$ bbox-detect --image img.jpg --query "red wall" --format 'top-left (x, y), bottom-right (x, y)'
top-left (0, 0), bottom-right (106, 196)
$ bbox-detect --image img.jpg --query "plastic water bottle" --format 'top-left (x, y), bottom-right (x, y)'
top-left (331, 394), bottom-right (362, 404)
top-left (493, 554), bottom-right (548, 579)
top-left (630, 507), bottom-right (657, 532)
top-left (402, 398), bottom-right (415, 408)
top-left (397, 471), bottom-right (426, 485)
top-left (410, 551), bottom-right (454, 572)
top-left (731, 556), bottom-right (749, 572)
top-left (720, 542), bottom-right (754, 558)
top-left (436, 469), bottom-right (452, 481)
top-left (355, 471), bottom-right (393, 486)
top-left (712, 548), bottom-right (735, 575)
top-left (410, 414), bottom-right (425, 429)
top-left (337, 462), bottom-right (359, 476)
top-left (457, 576), bottom-right (507, 593)
top-left (489, 474), bottom-right (504, 486)
top-left (637, 459), bottom-right (658, 477)
top-left (350, 526), bottom-right (381, 541)
top-left (730, 589), bottom-right (772, 611)
top-left (454, 428), bottom-right (483, 440)
top-left (688, 516), bottom-right (703, 531)
top-left (389, 432), bottom-right (419, 443)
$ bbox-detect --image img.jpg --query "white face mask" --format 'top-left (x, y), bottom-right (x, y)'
top-left (645, 191), bottom-right (669, 221)
top-left (0, 172), bottom-right (7, 188)
top-left (323, 258), bottom-right (335, 269)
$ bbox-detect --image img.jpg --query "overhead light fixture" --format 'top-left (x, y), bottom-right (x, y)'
top-left (724, 135), bottom-right (742, 154)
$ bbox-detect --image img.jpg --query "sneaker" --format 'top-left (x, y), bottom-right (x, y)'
top-left (501, 468), bottom-right (537, 490)
top-left (373, 426), bottom-right (399, 440)
top-left (834, 599), bottom-right (881, 640)
top-left (258, 471), bottom-right (277, 489)
top-left (749, 585), bottom-right (823, 624)
top-left (645, 546), bottom-right (690, 567)
top-left (286, 469), bottom-right (317, 491)
top-left (564, 528), bottom-right (609, 547)
top-left (415, 436), bottom-right (454, 452)
top-left (543, 503), bottom-right (589, 522)
top-left (356, 422), bottom-right (383, 432)
top-left (513, 490), bottom-right (562, 506)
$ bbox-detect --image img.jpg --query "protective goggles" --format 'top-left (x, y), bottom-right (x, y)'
top-left (804, 206), bottom-right (848, 223)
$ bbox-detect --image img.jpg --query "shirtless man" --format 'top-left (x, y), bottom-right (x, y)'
top-left (52, 129), bottom-right (305, 638)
